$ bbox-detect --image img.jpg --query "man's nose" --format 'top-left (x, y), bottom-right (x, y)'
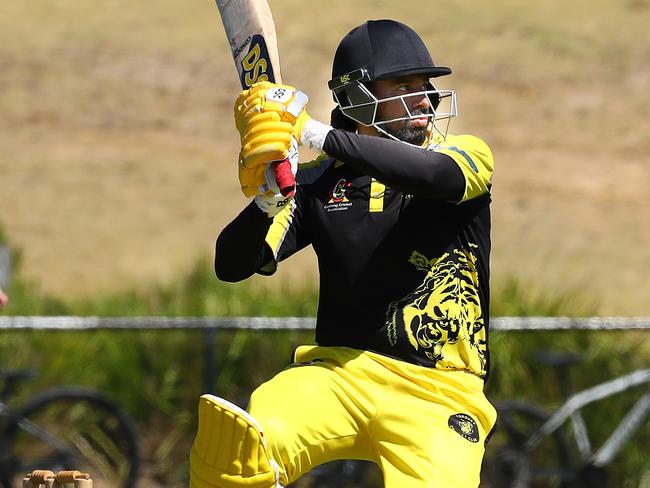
top-left (411, 93), bottom-right (430, 112)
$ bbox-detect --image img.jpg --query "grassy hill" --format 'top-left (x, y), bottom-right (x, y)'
top-left (1, 0), bottom-right (649, 314)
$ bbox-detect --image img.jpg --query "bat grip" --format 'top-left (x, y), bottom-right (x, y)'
top-left (272, 159), bottom-right (295, 197)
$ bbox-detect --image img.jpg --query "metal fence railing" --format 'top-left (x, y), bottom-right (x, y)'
top-left (1, 316), bottom-right (650, 331)
top-left (2, 316), bottom-right (648, 391)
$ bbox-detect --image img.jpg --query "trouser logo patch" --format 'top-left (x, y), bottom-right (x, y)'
top-left (448, 413), bottom-right (479, 443)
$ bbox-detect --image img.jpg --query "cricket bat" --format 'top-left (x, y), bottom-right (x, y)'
top-left (215, 0), bottom-right (295, 197)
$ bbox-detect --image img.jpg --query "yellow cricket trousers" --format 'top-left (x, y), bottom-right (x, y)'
top-left (247, 345), bottom-right (497, 487)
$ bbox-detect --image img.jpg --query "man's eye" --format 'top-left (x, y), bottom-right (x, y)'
top-left (396, 83), bottom-right (426, 94)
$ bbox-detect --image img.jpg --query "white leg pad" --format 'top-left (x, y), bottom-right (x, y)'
top-left (190, 394), bottom-right (283, 488)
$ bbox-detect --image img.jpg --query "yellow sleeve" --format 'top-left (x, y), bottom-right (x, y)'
top-left (260, 151), bottom-right (325, 273)
top-left (434, 134), bottom-right (494, 202)
top-left (264, 201), bottom-right (296, 261)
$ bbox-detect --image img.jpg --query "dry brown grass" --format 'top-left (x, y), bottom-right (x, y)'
top-left (1, 0), bottom-right (649, 314)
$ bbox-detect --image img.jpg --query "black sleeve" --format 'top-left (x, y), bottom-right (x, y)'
top-left (214, 201), bottom-right (274, 282)
top-left (322, 130), bottom-right (465, 201)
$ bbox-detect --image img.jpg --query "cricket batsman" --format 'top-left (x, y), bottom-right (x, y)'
top-left (190, 19), bottom-right (496, 487)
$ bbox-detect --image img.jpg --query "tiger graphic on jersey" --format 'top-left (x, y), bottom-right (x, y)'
top-left (386, 244), bottom-right (488, 377)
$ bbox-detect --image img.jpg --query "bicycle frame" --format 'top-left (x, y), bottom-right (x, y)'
top-left (13, 415), bottom-right (76, 459)
top-left (0, 395), bottom-right (74, 479)
top-left (524, 368), bottom-right (650, 467)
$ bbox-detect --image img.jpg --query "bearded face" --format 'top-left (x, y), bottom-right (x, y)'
top-left (371, 76), bottom-right (433, 146)
top-left (379, 108), bottom-right (429, 145)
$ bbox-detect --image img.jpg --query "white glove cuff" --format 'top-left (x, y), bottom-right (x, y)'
top-left (301, 119), bottom-right (332, 151)
top-left (254, 193), bottom-right (293, 217)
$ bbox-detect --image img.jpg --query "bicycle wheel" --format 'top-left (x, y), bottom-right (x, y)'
top-left (482, 400), bottom-right (575, 488)
top-left (3, 387), bottom-right (140, 488)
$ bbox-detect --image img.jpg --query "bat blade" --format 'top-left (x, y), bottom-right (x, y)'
top-left (215, 0), bottom-right (295, 196)
top-left (216, 0), bottom-right (282, 87)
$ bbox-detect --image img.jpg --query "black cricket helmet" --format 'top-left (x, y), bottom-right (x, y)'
top-left (328, 19), bottom-right (456, 143)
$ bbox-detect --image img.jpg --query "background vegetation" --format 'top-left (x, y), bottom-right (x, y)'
top-left (2, 231), bottom-right (649, 487)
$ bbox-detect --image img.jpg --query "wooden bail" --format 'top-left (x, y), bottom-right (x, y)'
top-left (23, 470), bottom-right (54, 488)
top-left (23, 470), bottom-right (92, 488)
top-left (55, 471), bottom-right (92, 488)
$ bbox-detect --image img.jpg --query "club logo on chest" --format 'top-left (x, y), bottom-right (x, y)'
top-left (324, 178), bottom-right (353, 212)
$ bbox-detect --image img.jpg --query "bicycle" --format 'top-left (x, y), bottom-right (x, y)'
top-left (0, 368), bottom-right (141, 488)
top-left (482, 351), bottom-right (650, 488)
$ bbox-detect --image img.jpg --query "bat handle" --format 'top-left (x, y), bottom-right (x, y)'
top-left (272, 159), bottom-right (295, 197)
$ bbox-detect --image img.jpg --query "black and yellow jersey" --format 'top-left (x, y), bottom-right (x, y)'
top-left (216, 129), bottom-right (494, 379)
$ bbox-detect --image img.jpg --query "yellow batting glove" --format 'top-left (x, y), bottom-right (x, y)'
top-left (233, 82), bottom-right (311, 198)
top-left (234, 82), bottom-right (309, 169)
top-left (239, 112), bottom-right (293, 169)
top-left (235, 82), bottom-right (309, 128)
top-left (238, 164), bottom-right (267, 198)
top-left (292, 109), bottom-right (311, 144)
top-left (237, 84), bottom-right (331, 152)
top-left (239, 137), bottom-right (300, 199)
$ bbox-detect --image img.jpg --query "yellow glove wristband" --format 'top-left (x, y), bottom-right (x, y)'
top-left (292, 110), bottom-right (312, 144)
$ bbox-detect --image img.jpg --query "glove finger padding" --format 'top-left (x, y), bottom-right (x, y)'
top-left (251, 138), bottom-right (299, 214)
top-left (239, 138), bottom-right (299, 199)
top-left (240, 140), bottom-right (291, 172)
top-left (237, 112), bottom-right (294, 170)
top-left (247, 85), bottom-right (315, 148)
top-left (234, 83), bottom-right (309, 157)
top-left (235, 105), bottom-right (280, 134)
top-left (241, 125), bottom-right (293, 153)
top-left (239, 165), bottom-right (270, 198)
top-left (239, 115), bottom-right (293, 165)
top-left (238, 111), bottom-right (281, 132)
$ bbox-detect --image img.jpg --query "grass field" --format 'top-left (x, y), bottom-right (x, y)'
top-left (1, 0), bottom-right (649, 313)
